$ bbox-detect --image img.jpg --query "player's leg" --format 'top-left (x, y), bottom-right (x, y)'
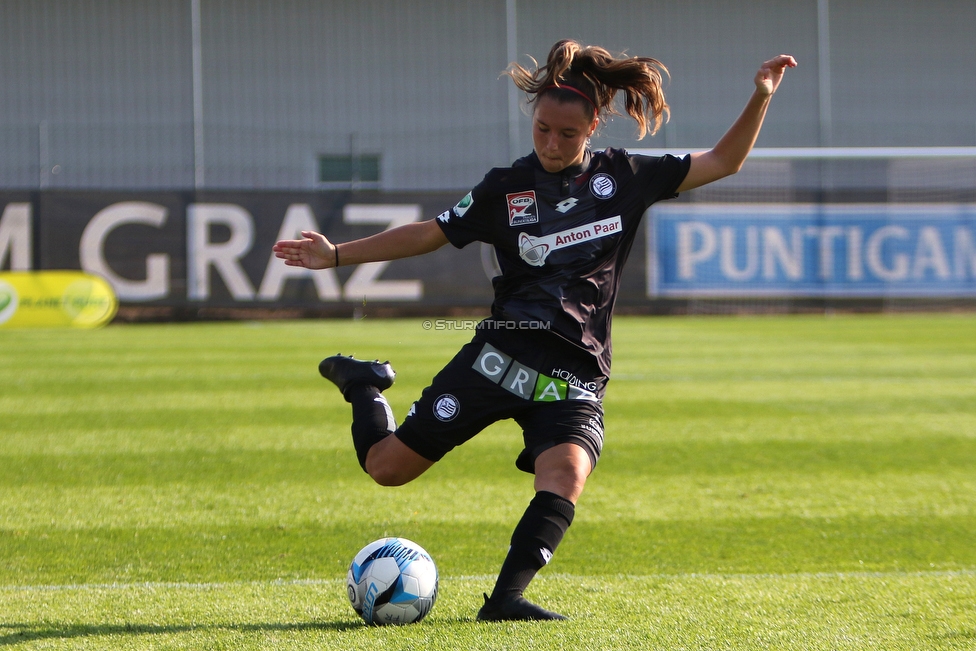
top-left (362, 433), bottom-right (434, 486)
top-left (533, 441), bottom-right (592, 503)
top-left (478, 442), bottom-right (591, 622)
top-left (479, 402), bottom-right (603, 622)
top-left (319, 355), bottom-right (399, 472)
top-left (320, 342), bottom-right (513, 487)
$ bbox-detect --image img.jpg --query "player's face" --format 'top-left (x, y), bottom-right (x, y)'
top-left (532, 95), bottom-right (598, 173)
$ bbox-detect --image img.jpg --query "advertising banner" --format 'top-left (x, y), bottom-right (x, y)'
top-left (0, 271), bottom-right (118, 328)
top-left (649, 204), bottom-right (976, 297)
top-left (1, 190), bottom-right (496, 311)
top-left (4, 193), bottom-right (976, 316)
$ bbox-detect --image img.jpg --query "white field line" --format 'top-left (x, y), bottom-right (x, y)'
top-left (0, 578), bottom-right (342, 593)
top-left (3, 570), bottom-right (976, 593)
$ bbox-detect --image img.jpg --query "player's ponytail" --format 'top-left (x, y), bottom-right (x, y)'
top-left (505, 39), bottom-right (670, 139)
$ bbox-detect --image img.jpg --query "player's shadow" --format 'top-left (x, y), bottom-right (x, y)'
top-left (0, 620), bottom-right (362, 646)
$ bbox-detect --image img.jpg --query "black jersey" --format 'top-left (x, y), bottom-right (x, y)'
top-left (436, 147), bottom-right (690, 375)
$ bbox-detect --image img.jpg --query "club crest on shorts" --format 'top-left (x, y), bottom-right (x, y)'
top-left (589, 173), bottom-right (616, 199)
top-left (432, 394), bottom-right (460, 421)
top-left (507, 191), bottom-right (538, 226)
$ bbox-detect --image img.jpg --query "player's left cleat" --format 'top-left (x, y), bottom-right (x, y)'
top-left (319, 354), bottom-right (396, 398)
top-left (476, 593), bottom-right (568, 622)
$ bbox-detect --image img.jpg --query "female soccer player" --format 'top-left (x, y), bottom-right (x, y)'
top-left (274, 40), bottom-right (796, 621)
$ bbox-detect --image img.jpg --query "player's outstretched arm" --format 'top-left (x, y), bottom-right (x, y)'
top-left (273, 218), bottom-right (450, 269)
top-left (677, 55), bottom-right (797, 193)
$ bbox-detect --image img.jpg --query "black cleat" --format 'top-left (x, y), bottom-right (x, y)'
top-left (318, 354), bottom-right (396, 397)
top-left (476, 593), bottom-right (568, 622)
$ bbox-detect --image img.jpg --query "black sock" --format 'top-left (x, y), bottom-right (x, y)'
top-left (346, 384), bottom-right (396, 471)
top-left (489, 490), bottom-right (575, 601)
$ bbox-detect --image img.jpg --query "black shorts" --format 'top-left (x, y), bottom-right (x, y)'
top-left (395, 333), bottom-right (606, 473)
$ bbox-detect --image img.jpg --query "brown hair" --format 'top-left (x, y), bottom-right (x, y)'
top-left (505, 39), bottom-right (670, 139)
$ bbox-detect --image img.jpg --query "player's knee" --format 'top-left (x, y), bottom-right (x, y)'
top-left (363, 435), bottom-right (435, 486)
top-left (365, 460), bottom-right (409, 486)
top-left (556, 468), bottom-right (587, 495)
top-left (365, 455), bottom-right (428, 487)
top-left (534, 446), bottom-right (592, 502)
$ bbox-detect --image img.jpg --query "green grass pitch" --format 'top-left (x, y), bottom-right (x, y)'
top-left (1, 314), bottom-right (975, 650)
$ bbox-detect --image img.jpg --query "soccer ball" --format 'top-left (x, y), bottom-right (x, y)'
top-left (346, 537), bottom-right (439, 625)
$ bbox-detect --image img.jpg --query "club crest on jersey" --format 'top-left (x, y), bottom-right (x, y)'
top-left (507, 191), bottom-right (539, 226)
top-left (589, 173), bottom-right (616, 199)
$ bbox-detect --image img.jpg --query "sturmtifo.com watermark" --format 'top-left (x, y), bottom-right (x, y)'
top-left (422, 319), bottom-right (551, 331)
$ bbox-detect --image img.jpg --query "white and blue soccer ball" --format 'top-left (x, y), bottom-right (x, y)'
top-left (346, 537), bottom-right (439, 625)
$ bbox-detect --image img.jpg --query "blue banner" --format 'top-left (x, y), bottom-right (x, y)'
top-left (648, 204), bottom-right (976, 297)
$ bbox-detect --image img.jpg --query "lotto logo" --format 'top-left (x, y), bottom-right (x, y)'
top-left (555, 198), bottom-right (579, 214)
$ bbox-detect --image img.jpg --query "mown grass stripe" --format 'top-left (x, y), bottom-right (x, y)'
top-left (3, 515), bottom-right (975, 586)
top-left (2, 435), bottom-right (975, 485)
top-left (4, 569), bottom-right (976, 593)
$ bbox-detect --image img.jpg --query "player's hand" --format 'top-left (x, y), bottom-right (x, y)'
top-left (754, 55), bottom-right (797, 97)
top-left (272, 230), bottom-right (337, 269)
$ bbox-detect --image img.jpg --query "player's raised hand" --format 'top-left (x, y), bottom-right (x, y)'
top-left (273, 230), bottom-right (337, 269)
top-left (754, 55), bottom-right (797, 97)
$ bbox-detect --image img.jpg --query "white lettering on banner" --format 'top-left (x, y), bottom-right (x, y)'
top-left (720, 226), bottom-right (758, 280)
top-left (518, 215), bottom-right (622, 267)
top-left (187, 204), bottom-right (256, 300)
top-left (685, 222), bottom-right (881, 282)
top-left (342, 204), bottom-right (423, 301)
top-left (80, 202), bottom-right (170, 300)
top-left (956, 227), bottom-right (976, 279)
top-left (258, 204), bottom-right (341, 300)
top-left (69, 200), bottom-right (424, 303)
top-left (677, 222), bottom-right (716, 280)
top-left (0, 203), bottom-right (32, 270)
top-left (676, 221), bottom-right (957, 284)
top-left (809, 226), bottom-right (844, 279)
top-left (866, 225), bottom-right (909, 281)
top-left (847, 227), bottom-right (864, 280)
top-left (763, 227), bottom-right (804, 280)
top-left (913, 226), bottom-right (950, 279)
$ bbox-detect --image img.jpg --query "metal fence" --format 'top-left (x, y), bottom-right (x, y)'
top-left (2, 0), bottom-right (975, 193)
